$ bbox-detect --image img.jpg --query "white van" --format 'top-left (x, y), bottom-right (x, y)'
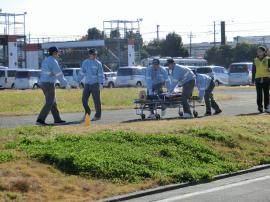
top-left (15, 69), bottom-right (41, 89)
top-left (116, 66), bottom-right (146, 87)
top-left (104, 72), bottom-right (117, 88)
top-left (0, 68), bottom-right (17, 89)
top-left (62, 68), bottom-right (81, 88)
top-left (228, 63), bottom-right (250, 86)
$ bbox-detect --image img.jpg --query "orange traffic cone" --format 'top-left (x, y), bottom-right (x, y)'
top-left (85, 113), bottom-right (91, 126)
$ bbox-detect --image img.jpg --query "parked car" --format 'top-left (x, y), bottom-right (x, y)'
top-left (14, 69), bottom-right (41, 89)
top-left (62, 68), bottom-right (81, 88)
top-left (116, 66), bottom-right (146, 87)
top-left (208, 66), bottom-right (229, 85)
top-left (104, 72), bottom-right (117, 88)
top-left (0, 68), bottom-right (17, 89)
top-left (228, 63), bottom-right (250, 86)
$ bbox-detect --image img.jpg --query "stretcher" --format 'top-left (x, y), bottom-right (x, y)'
top-left (134, 91), bottom-right (201, 120)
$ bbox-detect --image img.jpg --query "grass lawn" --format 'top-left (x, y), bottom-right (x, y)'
top-left (1, 115), bottom-right (270, 201)
top-left (0, 88), bottom-right (231, 116)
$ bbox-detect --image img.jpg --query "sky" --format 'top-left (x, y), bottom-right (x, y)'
top-left (1, 0), bottom-right (270, 44)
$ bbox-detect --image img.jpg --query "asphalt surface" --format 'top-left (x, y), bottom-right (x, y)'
top-left (120, 168), bottom-right (270, 202)
top-left (0, 87), bottom-right (261, 128)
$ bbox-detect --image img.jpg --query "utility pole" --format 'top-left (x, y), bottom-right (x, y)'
top-left (156, 25), bottom-right (160, 41)
top-left (188, 32), bottom-right (195, 57)
top-left (221, 21), bottom-right (226, 45)
top-left (213, 21), bottom-right (216, 46)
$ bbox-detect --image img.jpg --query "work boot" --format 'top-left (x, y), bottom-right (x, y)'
top-left (54, 120), bottom-right (66, 124)
top-left (91, 117), bottom-right (101, 121)
top-left (204, 112), bottom-right (212, 116)
top-left (36, 119), bottom-right (49, 126)
top-left (258, 107), bottom-right (263, 113)
top-left (214, 109), bottom-right (222, 115)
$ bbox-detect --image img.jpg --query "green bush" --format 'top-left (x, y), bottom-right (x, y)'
top-left (16, 131), bottom-right (240, 183)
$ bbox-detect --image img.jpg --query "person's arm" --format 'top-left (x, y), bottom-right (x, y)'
top-left (162, 68), bottom-right (171, 92)
top-left (170, 70), bottom-right (179, 93)
top-left (146, 68), bottom-right (153, 95)
top-left (51, 60), bottom-right (68, 87)
top-left (252, 62), bottom-right (256, 83)
top-left (77, 61), bottom-right (86, 83)
top-left (98, 62), bottom-right (104, 85)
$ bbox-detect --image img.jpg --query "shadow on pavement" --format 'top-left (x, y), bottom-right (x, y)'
top-left (236, 112), bottom-right (265, 116)
top-left (121, 116), bottom-right (204, 123)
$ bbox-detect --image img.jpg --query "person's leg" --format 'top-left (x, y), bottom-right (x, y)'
top-left (181, 79), bottom-right (195, 115)
top-left (204, 84), bottom-right (212, 114)
top-left (207, 81), bottom-right (221, 112)
top-left (255, 81), bottom-right (263, 111)
top-left (92, 83), bottom-right (102, 118)
top-left (37, 83), bottom-right (55, 122)
top-left (82, 84), bottom-right (92, 115)
top-left (262, 81), bottom-right (269, 110)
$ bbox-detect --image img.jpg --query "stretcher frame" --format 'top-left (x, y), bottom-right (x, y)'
top-left (134, 95), bottom-right (201, 120)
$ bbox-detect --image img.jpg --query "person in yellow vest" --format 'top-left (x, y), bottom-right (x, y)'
top-left (252, 46), bottom-right (270, 113)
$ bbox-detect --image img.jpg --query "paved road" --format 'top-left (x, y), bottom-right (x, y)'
top-left (121, 168), bottom-right (270, 202)
top-left (0, 87), bottom-right (260, 128)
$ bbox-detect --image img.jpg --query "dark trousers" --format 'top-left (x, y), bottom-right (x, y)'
top-left (182, 79), bottom-right (195, 114)
top-left (82, 83), bottom-right (101, 118)
top-left (255, 79), bottom-right (270, 109)
top-left (37, 82), bottom-right (62, 122)
top-left (149, 83), bottom-right (164, 113)
top-left (204, 80), bottom-right (221, 113)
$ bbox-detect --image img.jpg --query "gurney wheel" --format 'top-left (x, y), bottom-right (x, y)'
top-left (193, 111), bottom-right (198, 118)
top-left (155, 114), bottom-right (161, 120)
top-left (141, 114), bottom-right (146, 120)
top-left (179, 112), bottom-right (183, 117)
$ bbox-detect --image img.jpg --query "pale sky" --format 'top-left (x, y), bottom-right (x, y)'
top-left (1, 0), bottom-right (270, 44)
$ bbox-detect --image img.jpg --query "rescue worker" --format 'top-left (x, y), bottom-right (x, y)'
top-left (36, 46), bottom-right (70, 126)
top-left (77, 48), bottom-right (104, 121)
top-left (166, 58), bottom-right (195, 119)
top-left (196, 73), bottom-right (222, 116)
top-left (146, 58), bottom-right (171, 118)
top-left (252, 46), bottom-right (270, 113)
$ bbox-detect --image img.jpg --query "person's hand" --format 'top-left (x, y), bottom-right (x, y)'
top-left (99, 84), bottom-right (103, 90)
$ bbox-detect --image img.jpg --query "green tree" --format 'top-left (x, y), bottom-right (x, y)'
top-left (232, 43), bottom-right (257, 62)
top-left (87, 27), bottom-right (104, 40)
top-left (144, 39), bottom-right (163, 56)
top-left (204, 45), bottom-right (233, 68)
top-left (161, 32), bottom-right (189, 57)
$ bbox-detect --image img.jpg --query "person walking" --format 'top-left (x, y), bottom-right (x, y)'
top-left (252, 46), bottom-right (270, 113)
top-left (36, 46), bottom-right (70, 126)
top-left (77, 48), bottom-right (104, 121)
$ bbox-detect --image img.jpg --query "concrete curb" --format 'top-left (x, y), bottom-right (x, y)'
top-left (98, 164), bottom-right (270, 202)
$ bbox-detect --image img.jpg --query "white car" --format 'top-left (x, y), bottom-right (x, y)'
top-left (208, 66), bottom-right (229, 85)
top-left (104, 72), bottom-right (117, 88)
top-left (14, 69), bottom-right (41, 89)
top-left (62, 68), bottom-right (81, 88)
top-left (116, 66), bottom-right (146, 87)
top-left (0, 68), bottom-right (17, 89)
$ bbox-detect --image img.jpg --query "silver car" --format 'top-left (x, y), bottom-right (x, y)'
top-left (228, 63), bottom-right (250, 86)
top-left (104, 72), bottom-right (117, 88)
top-left (209, 66), bottom-right (229, 85)
top-left (116, 66), bottom-right (146, 87)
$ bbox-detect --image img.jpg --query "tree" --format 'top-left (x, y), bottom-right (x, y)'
top-left (161, 32), bottom-right (189, 57)
top-left (144, 39), bottom-right (163, 56)
top-left (204, 45), bottom-right (233, 68)
top-left (232, 43), bottom-right (257, 63)
top-left (86, 27), bottom-right (104, 40)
